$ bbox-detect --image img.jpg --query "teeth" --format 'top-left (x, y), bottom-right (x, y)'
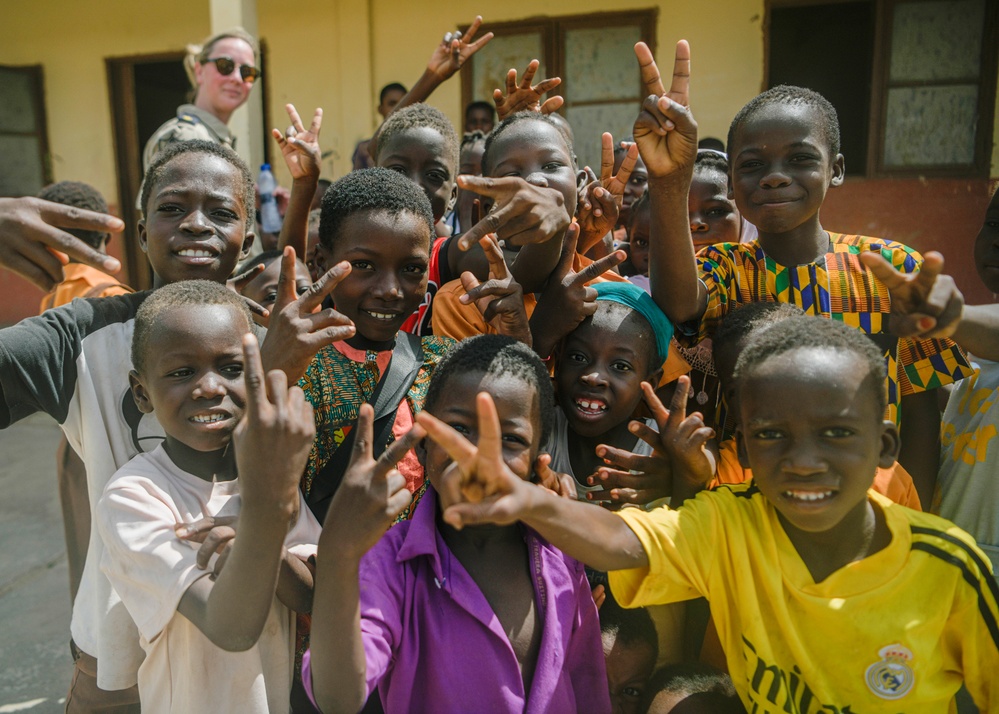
top-left (178, 249), bottom-right (214, 258)
top-left (192, 414), bottom-right (226, 423)
top-left (784, 490), bottom-right (834, 502)
top-left (366, 311), bottom-right (396, 320)
top-left (575, 399), bottom-right (607, 412)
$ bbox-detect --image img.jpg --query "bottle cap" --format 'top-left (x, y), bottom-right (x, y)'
top-left (261, 163), bottom-right (271, 171)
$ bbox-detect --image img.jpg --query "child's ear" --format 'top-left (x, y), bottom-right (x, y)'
top-left (830, 153), bottom-right (846, 187)
top-left (129, 370), bottom-right (155, 415)
top-left (735, 428), bottom-right (751, 469)
top-left (137, 219), bottom-right (149, 254)
top-left (878, 420), bottom-right (901, 469)
top-left (446, 181), bottom-right (458, 215)
top-left (240, 231), bottom-right (256, 260)
top-left (576, 169), bottom-right (588, 195)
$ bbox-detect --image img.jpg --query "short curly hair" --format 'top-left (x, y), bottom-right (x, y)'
top-left (481, 111), bottom-right (577, 176)
top-left (728, 85), bottom-right (841, 158)
top-left (373, 103), bottom-right (459, 171)
top-left (140, 140), bottom-right (255, 232)
top-left (318, 167), bottom-right (435, 251)
top-left (37, 181), bottom-right (110, 249)
top-left (132, 279), bottom-right (252, 374)
top-left (694, 148), bottom-right (729, 177)
top-left (733, 314), bottom-right (887, 416)
top-left (424, 334), bottom-right (556, 447)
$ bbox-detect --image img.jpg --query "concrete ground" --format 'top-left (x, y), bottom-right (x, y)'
top-left (0, 413), bottom-right (73, 713)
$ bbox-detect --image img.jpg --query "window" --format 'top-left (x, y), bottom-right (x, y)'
top-left (0, 65), bottom-right (51, 196)
top-left (462, 10), bottom-right (657, 172)
top-left (767, 0), bottom-right (998, 177)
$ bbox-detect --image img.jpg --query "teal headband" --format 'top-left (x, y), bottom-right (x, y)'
top-left (592, 281), bottom-right (674, 366)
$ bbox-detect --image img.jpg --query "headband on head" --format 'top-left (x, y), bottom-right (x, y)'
top-left (592, 282), bottom-right (674, 366)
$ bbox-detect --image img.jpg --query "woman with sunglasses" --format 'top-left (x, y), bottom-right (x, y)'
top-left (142, 27), bottom-right (261, 171)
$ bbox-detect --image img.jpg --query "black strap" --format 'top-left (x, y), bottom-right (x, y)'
top-left (306, 333), bottom-right (424, 522)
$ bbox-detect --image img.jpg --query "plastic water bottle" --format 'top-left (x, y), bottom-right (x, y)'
top-left (258, 164), bottom-right (283, 233)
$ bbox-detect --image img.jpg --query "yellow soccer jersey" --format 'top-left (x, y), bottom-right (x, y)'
top-left (609, 485), bottom-right (998, 712)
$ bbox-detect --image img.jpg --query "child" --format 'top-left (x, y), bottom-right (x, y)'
top-left (640, 664), bottom-right (742, 714)
top-left (430, 315), bottom-right (998, 709)
top-left (301, 167), bottom-right (452, 520)
top-left (305, 334), bottom-right (611, 713)
top-left (236, 249), bottom-right (312, 325)
top-left (639, 58), bottom-right (972, 504)
top-left (448, 130), bottom-right (486, 235)
top-left (687, 149), bottom-right (741, 253)
top-left (600, 601), bottom-right (659, 714)
top-left (36, 180), bottom-right (133, 606)
top-left (98, 280), bottom-right (318, 713)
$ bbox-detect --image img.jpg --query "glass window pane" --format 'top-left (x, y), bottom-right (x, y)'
top-left (565, 26), bottom-right (643, 103)
top-left (0, 135), bottom-right (45, 196)
top-left (470, 32), bottom-right (545, 105)
top-left (0, 68), bottom-right (39, 133)
top-left (883, 85), bottom-right (978, 167)
top-left (889, 0), bottom-right (984, 82)
top-left (565, 102), bottom-right (637, 173)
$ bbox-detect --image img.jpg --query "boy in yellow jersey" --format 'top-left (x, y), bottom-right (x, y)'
top-left (417, 315), bottom-right (997, 711)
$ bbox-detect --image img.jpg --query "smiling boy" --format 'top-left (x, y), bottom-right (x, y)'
top-left (433, 316), bottom-right (997, 710)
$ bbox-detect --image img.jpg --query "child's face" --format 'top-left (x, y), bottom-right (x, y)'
top-left (603, 634), bottom-right (656, 714)
top-left (139, 152), bottom-right (252, 287)
top-left (240, 258), bottom-right (312, 325)
top-left (457, 141), bottom-right (486, 230)
top-left (736, 347), bottom-right (898, 536)
top-left (486, 120), bottom-right (580, 217)
top-left (423, 371), bottom-right (542, 510)
top-left (615, 153), bottom-right (648, 224)
top-left (465, 106), bottom-right (494, 134)
top-left (556, 306), bottom-right (657, 439)
top-left (320, 208), bottom-right (430, 345)
top-left (689, 167), bottom-right (740, 251)
top-left (973, 189), bottom-right (999, 293)
top-left (378, 88), bottom-right (406, 119)
top-left (130, 303), bottom-right (249, 454)
top-left (729, 104), bottom-right (844, 237)
top-left (377, 126), bottom-right (456, 222)
top-left (628, 208), bottom-right (651, 276)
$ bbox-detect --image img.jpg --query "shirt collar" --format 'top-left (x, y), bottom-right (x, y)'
top-left (177, 103), bottom-right (235, 145)
top-left (396, 486), bottom-right (445, 580)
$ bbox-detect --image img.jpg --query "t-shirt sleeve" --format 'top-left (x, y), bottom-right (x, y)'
top-left (608, 495), bottom-right (720, 607)
top-left (430, 278), bottom-right (490, 340)
top-left (97, 472), bottom-right (212, 642)
top-left (896, 336), bottom-right (974, 395)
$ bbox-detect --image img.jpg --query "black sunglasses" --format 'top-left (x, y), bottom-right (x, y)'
top-left (202, 55), bottom-right (261, 83)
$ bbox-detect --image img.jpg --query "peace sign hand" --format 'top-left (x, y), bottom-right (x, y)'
top-left (644, 378), bottom-right (716, 498)
top-left (459, 234), bottom-right (533, 345)
top-left (272, 104), bottom-right (323, 182)
top-left (493, 60), bottom-right (564, 122)
top-left (576, 134), bottom-right (640, 251)
top-left (633, 41), bottom-right (697, 181)
top-left (427, 16), bottom-right (494, 81)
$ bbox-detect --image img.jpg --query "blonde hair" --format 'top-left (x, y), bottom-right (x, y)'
top-left (183, 27), bottom-right (260, 95)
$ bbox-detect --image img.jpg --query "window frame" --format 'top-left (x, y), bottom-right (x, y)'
top-left (0, 64), bottom-right (53, 196)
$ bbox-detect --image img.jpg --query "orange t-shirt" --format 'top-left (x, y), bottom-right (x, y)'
top-left (39, 263), bottom-right (131, 312)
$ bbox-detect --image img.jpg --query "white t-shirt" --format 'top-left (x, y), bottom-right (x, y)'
top-left (939, 357), bottom-right (999, 577)
top-left (545, 407), bottom-right (656, 501)
top-left (98, 445), bottom-right (320, 714)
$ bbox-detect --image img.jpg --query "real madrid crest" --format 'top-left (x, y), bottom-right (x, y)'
top-left (865, 644), bottom-right (915, 700)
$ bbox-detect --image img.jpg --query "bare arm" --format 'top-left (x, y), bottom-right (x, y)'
top-left (277, 550), bottom-right (314, 614)
top-left (949, 304), bottom-right (999, 361)
top-left (897, 390), bottom-right (941, 508)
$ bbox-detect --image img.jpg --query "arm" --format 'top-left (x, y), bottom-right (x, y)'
top-left (632, 41), bottom-right (705, 324)
top-left (309, 406), bottom-right (425, 714)
top-left (949, 304), bottom-right (999, 361)
top-left (277, 550), bottom-right (314, 614)
top-left (897, 389), bottom-right (941, 508)
top-left (177, 334), bottom-right (316, 651)
top-left (415, 392), bottom-right (648, 572)
top-left (274, 105), bottom-right (323, 261)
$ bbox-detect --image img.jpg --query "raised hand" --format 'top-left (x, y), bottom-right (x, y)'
top-left (632, 40), bottom-right (697, 181)
top-left (529, 226), bottom-right (626, 358)
top-left (272, 104), bottom-right (323, 182)
top-left (643, 378), bottom-right (715, 498)
top-left (576, 134), bottom-right (640, 251)
top-left (493, 60), bottom-right (564, 122)
top-left (234, 332), bottom-right (316, 516)
top-left (259, 247), bottom-right (356, 381)
top-left (456, 176), bottom-right (571, 250)
top-left (859, 250), bottom-right (964, 338)
top-left (427, 16), bottom-right (494, 81)
top-left (226, 262), bottom-right (268, 318)
top-left (535, 454), bottom-right (577, 500)
top-left (0, 197), bottom-right (124, 291)
top-left (586, 437), bottom-right (673, 509)
top-left (321, 404), bottom-right (426, 558)
top-left (459, 234), bottom-right (532, 344)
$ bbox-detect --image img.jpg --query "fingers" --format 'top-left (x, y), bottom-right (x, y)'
top-left (505, 67), bottom-right (518, 97)
top-left (241, 333), bottom-right (267, 417)
top-left (600, 133), bottom-right (614, 184)
top-left (175, 514), bottom-right (239, 540)
top-left (274, 247), bottom-right (302, 308)
top-left (299, 260), bottom-right (351, 313)
top-left (555, 223), bottom-right (581, 278)
top-left (634, 41), bottom-right (666, 97)
top-left (479, 234), bottom-right (511, 279)
top-left (464, 15), bottom-right (482, 41)
top-left (285, 103), bottom-right (305, 133)
top-left (667, 39), bottom-right (691, 107)
top-left (474, 391), bottom-right (503, 472)
top-left (469, 31), bottom-right (494, 52)
top-left (416, 410), bottom-right (478, 469)
top-left (307, 107), bottom-right (323, 135)
top-left (352, 403), bottom-right (375, 464)
top-left (29, 203), bottom-right (123, 273)
top-left (521, 59), bottom-right (539, 87)
top-left (240, 295), bottom-right (269, 319)
top-left (858, 251), bottom-right (910, 290)
top-left (613, 143), bottom-right (640, 190)
top-left (532, 77), bottom-right (562, 95)
top-left (539, 96), bottom-right (565, 115)
top-left (266, 367), bottom-right (289, 420)
top-left (195, 526), bottom-right (236, 570)
top-left (630, 419), bottom-right (664, 452)
top-left (569, 249), bottom-right (626, 287)
top-left (665, 374), bottom-right (690, 429)
top-left (376, 424), bottom-right (428, 479)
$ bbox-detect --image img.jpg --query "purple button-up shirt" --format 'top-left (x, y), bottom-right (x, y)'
top-left (303, 488), bottom-right (610, 713)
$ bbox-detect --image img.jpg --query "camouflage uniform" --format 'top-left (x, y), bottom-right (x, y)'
top-left (141, 103), bottom-right (236, 172)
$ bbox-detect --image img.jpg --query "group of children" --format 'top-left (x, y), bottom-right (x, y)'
top-left (2, 21), bottom-right (997, 714)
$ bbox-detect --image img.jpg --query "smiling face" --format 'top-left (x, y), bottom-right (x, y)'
top-left (737, 347), bottom-right (898, 536)
top-left (130, 303), bottom-right (249, 464)
top-left (139, 152), bottom-right (252, 287)
top-left (556, 304), bottom-right (658, 439)
top-left (377, 126), bottom-right (456, 222)
top-left (319, 208), bottom-right (430, 347)
top-left (423, 371), bottom-right (542, 509)
top-left (240, 257), bottom-right (312, 325)
top-left (974, 188), bottom-right (999, 293)
top-left (194, 37), bottom-right (256, 120)
top-left (486, 119), bottom-right (580, 217)
top-left (689, 166), bottom-right (740, 251)
top-left (730, 104), bottom-right (844, 240)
